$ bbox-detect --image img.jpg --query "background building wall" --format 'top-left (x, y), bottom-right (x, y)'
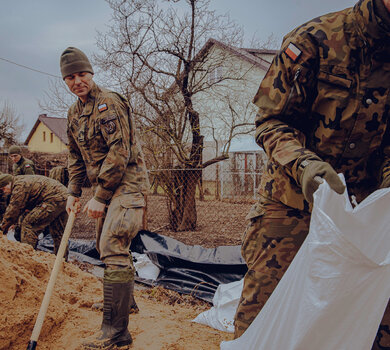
top-left (26, 122), bottom-right (67, 153)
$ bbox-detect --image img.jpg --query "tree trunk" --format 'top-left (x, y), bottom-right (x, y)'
top-left (169, 168), bottom-right (200, 231)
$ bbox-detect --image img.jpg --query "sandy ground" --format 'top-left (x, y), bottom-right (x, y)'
top-left (0, 236), bottom-right (233, 350)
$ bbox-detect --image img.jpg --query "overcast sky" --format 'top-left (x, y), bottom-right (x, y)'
top-left (0, 0), bottom-right (355, 141)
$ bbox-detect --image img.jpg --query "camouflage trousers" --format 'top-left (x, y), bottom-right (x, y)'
top-left (96, 194), bottom-right (144, 274)
top-left (21, 200), bottom-right (68, 255)
top-left (234, 195), bottom-right (390, 350)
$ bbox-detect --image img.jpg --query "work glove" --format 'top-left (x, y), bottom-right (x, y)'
top-left (299, 160), bottom-right (345, 203)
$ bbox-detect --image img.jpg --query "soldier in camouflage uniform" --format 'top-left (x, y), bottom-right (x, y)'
top-left (234, 0), bottom-right (390, 348)
top-left (60, 47), bottom-right (149, 349)
top-left (49, 165), bottom-right (69, 187)
top-left (8, 145), bottom-right (36, 241)
top-left (8, 145), bottom-right (35, 175)
top-left (0, 174), bottom-right (68, 256)
top-left (0, 172), bottom-right (8, 223)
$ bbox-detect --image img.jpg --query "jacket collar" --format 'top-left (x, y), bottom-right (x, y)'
top-left (353, 0), bottom-right (390, 47)
top-left (76, 83), bottom-right (101, 116)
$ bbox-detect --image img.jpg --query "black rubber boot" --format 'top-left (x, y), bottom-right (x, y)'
top-left (83, 279), bottom-right (133, 349)
top-left (128, 280), bottom-right (139, 314)
top-left (92, 280), bottom-right (139, 314)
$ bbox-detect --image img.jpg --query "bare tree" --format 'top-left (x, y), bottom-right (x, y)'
top-left (39, 78), bottom-right (74, 117)
top-left (202, 92), bottom-right (256, 200)
top-left (248, 32), bottom-right (280, 51)
top-left (94, 0), bottom-right (269, 231)
top-left (0, 100), bottom-right (23, 147)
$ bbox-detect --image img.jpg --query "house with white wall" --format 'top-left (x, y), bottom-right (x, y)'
top-left (191, 39), bottom-right (276, 194)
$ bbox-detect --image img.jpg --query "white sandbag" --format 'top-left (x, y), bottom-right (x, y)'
top-left (221, 175), bottom-right (390, 350)
top-left (133, 252), bottom-right (160, 280)
top-left (6, 229), bottom-right (17, 242)
top-left (193, 278), bottom-right (243, 333)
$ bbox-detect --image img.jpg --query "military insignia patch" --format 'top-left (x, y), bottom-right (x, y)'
top-left (25, 164), bottom-right (31, 168)
top-left (98, 103), bottom-right (108, 112)
top-left (105, 121), bottom-right (116, 134)
top-left (101, 115), bottom-right (117, 134)
top-left (285, 43), bottom-right (302, 62)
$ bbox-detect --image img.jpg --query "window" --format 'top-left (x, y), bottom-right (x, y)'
top-left (208, 66), bottom-right (223, 84)
top-left (50, 132), bottom-right (54, 143)
top-left (43, 131), bottom-right (46, 142)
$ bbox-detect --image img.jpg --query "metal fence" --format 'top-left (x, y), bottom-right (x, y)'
top-left (0, 149), bottom-right (265, 239)
top-left (145, 165), bottom-right (261, 241)
top-left (148, 166), bottom-right (263, 202)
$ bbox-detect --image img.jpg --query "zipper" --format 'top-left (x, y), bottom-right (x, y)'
top-left (280, 68), bottom-right (302, 115)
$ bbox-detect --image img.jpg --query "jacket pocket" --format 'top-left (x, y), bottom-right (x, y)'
top-left (318, 70), bottom-right (352, 89)
top-left (314, 68), bottom-right (353, 112)
top-left (119, 193), bottom-right (145, 208)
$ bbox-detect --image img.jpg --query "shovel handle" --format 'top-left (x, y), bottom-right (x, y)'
top-left (27, 210), bottom-right (76, 348)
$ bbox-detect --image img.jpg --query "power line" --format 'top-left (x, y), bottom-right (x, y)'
top-left (0, 56), bottom-right (61, 79)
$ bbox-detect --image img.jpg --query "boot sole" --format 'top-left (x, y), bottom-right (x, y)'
top-left (115, 338), bottom-right (133, 348)
top-left (83, 338), bottom-right (132, 350)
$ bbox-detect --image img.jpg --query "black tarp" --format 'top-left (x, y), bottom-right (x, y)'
top-left (131, 230), bottom-right (247, 301)
top-left (35, 230), bottom-right (247, 302)
top-left (37, 234), bottom-right (103, 266)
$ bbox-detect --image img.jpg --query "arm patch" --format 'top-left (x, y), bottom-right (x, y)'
top-left (284, 43), bottom-right (302, 62)
top-left (101, 115), bottom-right (117, 134)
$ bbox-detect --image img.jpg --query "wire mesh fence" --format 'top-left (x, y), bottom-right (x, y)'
top-left (0, 149), bottom-right (66, 176)
top-left (148, 166), bottom-right (262, 202)
top-left (0, 148), bottom-right (266, 244)
top-left (145, 154), bottom-right (265, 240)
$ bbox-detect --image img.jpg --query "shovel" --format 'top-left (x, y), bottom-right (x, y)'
top-left (26, 210), bottom-right (76, 350)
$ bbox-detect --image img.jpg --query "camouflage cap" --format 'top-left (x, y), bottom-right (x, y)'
top-left (0, 174), bottom-right (12, 188)
top-left (60, 47), bottom-right (94, 79)
top-left (8, 145), bottom-right (21, 155)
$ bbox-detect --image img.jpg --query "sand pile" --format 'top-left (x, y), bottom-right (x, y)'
top-left (0, 236), bottom-right (232, 349)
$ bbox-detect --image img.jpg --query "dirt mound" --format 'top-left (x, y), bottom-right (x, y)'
top-left (0, 236), bottom-right (232, 349)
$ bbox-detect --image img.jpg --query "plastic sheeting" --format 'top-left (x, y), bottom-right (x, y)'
top-left (132, 252), bottom-right (160, 280)
top-left (131, 230), bottom-right (247, 302)
top-left (37, 235), bottom-right (103, 266)
top-left (193, 278), bottom-right (243, 333)
top-left (221, 177), bottom-right (390, 350)
top-left (35, 229), bottom-right (247, 302)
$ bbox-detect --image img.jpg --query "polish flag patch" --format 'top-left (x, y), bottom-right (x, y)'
top-left (285, 43), bottom-right (302, 62)
top-left (98, 103), bottom-right (108, 112)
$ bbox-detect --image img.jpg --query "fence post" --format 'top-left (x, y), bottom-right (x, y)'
top-left (253, 172), bottom-right (256, 199)
top-left (220, 168), bottom-right (224, 199)
top-left (143, 195), bottom-right (148, 230)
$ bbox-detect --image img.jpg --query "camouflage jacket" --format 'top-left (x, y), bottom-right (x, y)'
top-left (254, 0), bottom-right (390, 212)
top-left (49, 166), bottom-right (69, 187)
top-left (13, 157), bottom-right (35, 175)
top-left (0, 175), bottom-right (68, 232)
top-left (67, 83), bottom-right (148, 205)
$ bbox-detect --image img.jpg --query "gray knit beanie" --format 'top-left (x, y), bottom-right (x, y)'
top-left (60, 47), bottom-right (94, 79)
top-left (8, 145), bottom-right (21, 155)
